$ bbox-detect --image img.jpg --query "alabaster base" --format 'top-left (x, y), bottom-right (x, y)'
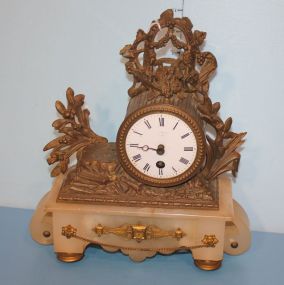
top-left (30, 175), bottom-right (251, 270)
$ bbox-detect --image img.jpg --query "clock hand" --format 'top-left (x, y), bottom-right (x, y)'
top-left (142, 145), bottom-right (165, 154)
top-left (130, 144), bottom-right (157, 151)
top-left (131, 144), bottom-right (165, 155)
top-left (139, 145), bottom-right (157, 151)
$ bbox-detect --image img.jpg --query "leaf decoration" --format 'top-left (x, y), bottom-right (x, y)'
top-left (206, 133), bottom-right (246, 180)
top-left (197, 94), bottom-right (246, 181)
top-left (120, 9), bottom-right (217, 100)
top-left (55, 101), bottom-right (67, 115)
top-left (50, 165), bottom-right (62, 177)
top-left (224, 117), bottom-right (232, 132)
top-left (205, 135), bottom-right (217, 172)
top-left (44, 87), bottom-right (108, 177)
top-left (52, 119), bottom-right (67, 130)
top-left (212, 102), bottom-right (220, 113)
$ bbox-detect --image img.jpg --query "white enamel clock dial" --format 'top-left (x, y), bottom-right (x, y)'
top-left (125, 113), bottom-right (197, 179)
top-left (117, 105), bottom-right (205, 187)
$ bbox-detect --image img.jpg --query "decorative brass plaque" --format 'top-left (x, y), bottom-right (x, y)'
top-left (93, 223), bottom-right (185, 243)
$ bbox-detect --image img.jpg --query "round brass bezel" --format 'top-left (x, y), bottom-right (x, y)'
top-left (116, 104), bottom-right (206, 187)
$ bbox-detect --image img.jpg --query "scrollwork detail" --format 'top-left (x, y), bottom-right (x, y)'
top-left (120, 9), bottom-right (217, 101)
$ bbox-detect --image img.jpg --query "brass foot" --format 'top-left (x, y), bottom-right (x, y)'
top-left (194, 259), bottom-right (222, 271)
top-left (56, 252), bottom-right (84, 263)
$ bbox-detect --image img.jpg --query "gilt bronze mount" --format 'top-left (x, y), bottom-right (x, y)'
top-left (93, 223), bottom-right (185, 242)
top-left (41, 9), bottom-right (246, 210)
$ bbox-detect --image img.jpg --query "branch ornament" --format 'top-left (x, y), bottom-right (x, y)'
top-left (43, 87), bottom-right (108, 177)
top-left (196, 95), bottom-right (246, 180)
top-left (120, 9), bottom-right (217, 100)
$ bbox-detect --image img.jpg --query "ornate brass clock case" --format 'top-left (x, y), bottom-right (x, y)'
top-left (30, 9), bottom-right (251, 271)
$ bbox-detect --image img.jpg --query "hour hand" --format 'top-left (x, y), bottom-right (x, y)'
top-left (128, 144), bottom-right (164, 155)
top-left (140, 145), bottom-right (156, 151)
top-left (128, 144), bottom-right (156, 151)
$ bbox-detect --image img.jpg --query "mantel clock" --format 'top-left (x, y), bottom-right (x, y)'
top-left (30, 9), bottom-right (251, 270)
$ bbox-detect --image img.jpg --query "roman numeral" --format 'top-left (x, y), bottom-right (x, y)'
top-left (132, 154), bottom-right (142, 162)
top-left (172, 167), bottom-right (177, 174)
top-left (143, 163), bottom-right (150, 172)
top-left (184, 147), bottom-right (193, 151)
top-left (133, 130), bottom-right (143, 135)
top-left (159, 117), bottom-right (164, 127)
top-left (173, 121), bottom-right (179, 130)
top-left (159, 168), bottom-right (163, 176)
top-left (144, 120), bottom-right (151, 129)
top-left (179, 157), bottom-right (189, 165)
top-left (129, 143), bottom-right (139, 147)
top-left (181, 132), bottom-right (190, 139)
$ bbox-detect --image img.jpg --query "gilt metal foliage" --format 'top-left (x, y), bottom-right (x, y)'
top-left (44, 9), bottom-right (246, 207)
top-left (43, 87), bottom-right (107, 177)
